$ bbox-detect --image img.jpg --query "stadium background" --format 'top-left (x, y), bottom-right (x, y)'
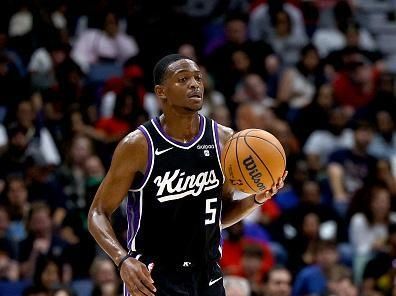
top-left (0, 0), bottom-right (395, 295)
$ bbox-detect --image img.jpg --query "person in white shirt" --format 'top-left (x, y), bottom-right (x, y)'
top-left (71, 12), bottom-right (139, 73)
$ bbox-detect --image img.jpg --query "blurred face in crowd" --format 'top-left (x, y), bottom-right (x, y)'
top-left (7, 178), bottom-right (28, 207)
top-left (302, 213), bottom-right (320, 239)
top-left (302, 48), bottom-right (319, 72)
top-left (376, 110), bottom-right (394, 135)
top-left (103, 13), bottom-right (118, 37)
top-left (241, 247), bottom-right (263, 279)
top-left (232, 50), bottom-right (250, 72)
top-left (370, 187), bottom-right (391, 221)
top-left (0, 207), bottom-right (10, 234)
top-left (211, 105), bottom-right (231, 127)
top-left (17, 101), bottom-right (35, 128)
top-left (178, 43), bottom-right (197, 61)
top-left (226, 19), bottom-right (246, 44)
top-left (235, 103), bottom-right (268, 131)
top-left (354, 126), bottom-right (373, 151)
top-left (328, 108), bottom-right (348, 134)
top-left (30, 208), bottom-right (52, 236)
top-left (224, 277), bottom-right (250, 296)
top-left (84, 156), bottom-right (105, 178)
top-left (301, 181), bottom-right (321, 204)
top-left (345, 27), bottom-right (360, 47)
top-left (266, 268), bottom-right (292, 296)
top-left (244, 74), bottom-right (267, 100)
top-left (70, 136), bottom-right (92, 166)
top-left (316, 246), bottom-right (338, 269)
top-left (316, 84), bottom-right (333, 109)
top-left (275, 11), bottom-right (291, 36)
top-left (41, 261), bottom-right (61, 289)
top-left (93, 259), bottom-right (117, 285)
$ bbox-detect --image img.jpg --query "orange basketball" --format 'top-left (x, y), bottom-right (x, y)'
top-left (221, 129), bottom-right (286, 194)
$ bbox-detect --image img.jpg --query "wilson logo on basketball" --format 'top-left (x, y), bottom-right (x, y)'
top-left (243, 156), bottom-right (266, 191)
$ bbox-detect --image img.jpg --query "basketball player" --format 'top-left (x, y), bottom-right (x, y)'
top-left (88, 54), bottom-right (287, 296)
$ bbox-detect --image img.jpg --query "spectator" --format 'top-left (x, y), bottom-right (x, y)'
top-left (71, 12), bottom-right (139, 75)
top-left (362, 223), bottom-right (396, 296)
top-left (7, 100), bottom-right (61, 166)
top-left (327, 120), bottom-right (377, 215)
top-left (312, 1), bottom-right (376, 57)
top-left (349, 184), bottom-right (396, 281)
top-left (325, 265), bottom-right (358, 296)
top-left (292, 240), bottom-right (341, 296)
top-left (0, 53), bottom-right (27, 121)
top-left (263, 266), bottom-right (292, 296)
top-left (235, 102), bottom-right (277, 132)
top-left (233, 73), bottom-right (274, 107)
top-left (4, 176), bottom-right (30, 243)
top-left (266, 9), bottom-right (308, 67)
top-left (0, 205), bottom-right (19, 281)
top-left (223, 275), bottom-right (251, 296)
top-left (332, 52), bottom-right (380, 111)
top-left (57, 135), bottom-right (94, 209)
top-left (33, 256), bottom-right (64, 290)
top-left (208, 13), bottom-right (273, 101)
top-left (293, 84), bottom-right (335, 145)
top-left (277, 44), bottom-right (326, 115)
top-left (90, 257), bottom-right (120, 296)
top-left (221, 221), bottom-right (274, 280)
top-left (249, 0), bottom-right (306, 45)
top-left (28, 41), bottom-right (69, 91)
top-left (303, 107), bottom-right (354, 170)
top-left (210, 105), bottom-right (232, 128)
top-left (52, 287), bottom-right (76, 296)
top-left (199, 65), bottom-right (226, 117)
top-left (18, 202), bottom-right (69, 280)
top-left (368, 110), bottom-right (396, 161)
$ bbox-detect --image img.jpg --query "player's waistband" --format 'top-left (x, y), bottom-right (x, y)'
top-left (129, 251), bottom-right (219, 273)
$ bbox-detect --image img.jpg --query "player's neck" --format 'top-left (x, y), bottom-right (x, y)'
top-left (160, 112), bottom-right (200, 143)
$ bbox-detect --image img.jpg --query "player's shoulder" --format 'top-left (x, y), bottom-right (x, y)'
top-left (215, 122), bottom-right (234, 145)
top-left (115, 128), bottom-right (148, 156)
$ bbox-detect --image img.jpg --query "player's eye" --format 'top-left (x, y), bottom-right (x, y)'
top-left (195, 76), bottom-right (202, 82)
top-left (179, 77), bottom-right (187, 83)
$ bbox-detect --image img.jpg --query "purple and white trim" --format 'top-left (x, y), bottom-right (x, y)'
top-left (130, 126), bottom-right (155, 192)
top-left (213, 121), bottom-right (225, 183)
top-left (151, 114), bottom-right (206, 149)
top-left (126, 190), bottom-right (144, 251)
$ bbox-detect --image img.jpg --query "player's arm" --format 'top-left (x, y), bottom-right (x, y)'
top-left (217, 124), bottom-right (287, 229)
top-left (88, 130), bottom-right (156, 296)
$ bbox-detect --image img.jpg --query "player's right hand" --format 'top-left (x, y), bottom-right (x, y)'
top-left (120, 257), bottom-right (156, 296)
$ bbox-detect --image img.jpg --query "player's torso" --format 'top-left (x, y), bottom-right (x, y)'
top-left (127, 114), bottom-right (224, 266)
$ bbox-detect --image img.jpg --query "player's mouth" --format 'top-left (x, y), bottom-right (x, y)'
top-left (187, 91), bottom-right (202, 99)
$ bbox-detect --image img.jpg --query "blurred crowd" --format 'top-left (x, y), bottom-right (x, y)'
top-left (0, 0), bottom-right (395, 295)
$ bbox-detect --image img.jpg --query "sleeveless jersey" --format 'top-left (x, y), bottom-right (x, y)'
top-left (127, 114), bottom-right (224, 267)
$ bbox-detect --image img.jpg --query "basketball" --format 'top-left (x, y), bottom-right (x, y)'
top-left (221, 129), bottom-right (286, 194)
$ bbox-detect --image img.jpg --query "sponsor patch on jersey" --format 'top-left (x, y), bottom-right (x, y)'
top-left (197, 144), bottom-right (215, 150)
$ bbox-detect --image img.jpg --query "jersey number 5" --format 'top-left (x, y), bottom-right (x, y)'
top-left (205, 198), bottom-right (217, 225)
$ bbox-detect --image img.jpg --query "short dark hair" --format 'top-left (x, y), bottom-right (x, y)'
top-left (264, 266), bottom-right (292, 283)
top-left (153, 54), bottom-right (191, 85)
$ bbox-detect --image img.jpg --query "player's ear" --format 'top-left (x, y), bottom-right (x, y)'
top-left (155, 85), bottom-right (166, 100)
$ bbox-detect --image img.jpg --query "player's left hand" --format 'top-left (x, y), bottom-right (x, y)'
top-left (254, 171), bottom-right (288, 204)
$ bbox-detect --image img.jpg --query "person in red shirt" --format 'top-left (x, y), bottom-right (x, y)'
top-left (332, 52), bottom-right (380, 110)
top-left (221, 221), bottom-right (274, 287)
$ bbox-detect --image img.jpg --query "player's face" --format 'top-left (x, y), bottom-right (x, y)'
top-left (159, 59), bottom-right (204, 113)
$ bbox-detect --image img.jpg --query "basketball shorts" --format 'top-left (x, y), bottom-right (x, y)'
top-left (123, 258), bottom-right (225, 296)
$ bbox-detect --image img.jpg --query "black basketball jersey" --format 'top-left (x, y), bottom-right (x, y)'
top-left (127, 114), bottom-right (224, 267)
